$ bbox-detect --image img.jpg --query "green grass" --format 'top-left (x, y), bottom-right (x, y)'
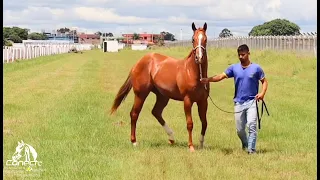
top-left (3, 48), bottom-right (316, 179)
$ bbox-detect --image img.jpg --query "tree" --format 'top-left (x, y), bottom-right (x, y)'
top-left (4, 39), bottom-right (13, 46)
top-left (249, 19), bottom-right (300, 36)
top-left (3, 27), bottom-right (13, 40)
top-left (160, 31), bottom-right (176, 41)
top-left (133, 33), bottom-right (140, 40)
top-left (3, 26), bottom-right (29, 41)
top-left (11, 26), bottom-right (29, 40)
top-left (28, 32), bottom-right (48, 40)
top-left (219, 28), bottom-right (233, 38)
top-left (8, 34), bottom-right (22, 43)
top-left (104, 32), bottom-right (114, 37)
top-left (95, 31), bottom-right (102, 36)
top-left (57, 27), bottom-right (70, 34)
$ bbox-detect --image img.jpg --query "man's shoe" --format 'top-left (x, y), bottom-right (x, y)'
top-left (242, 144), bottom-right (248, 151)
top-left (248, 150), bottom-right (257, 155)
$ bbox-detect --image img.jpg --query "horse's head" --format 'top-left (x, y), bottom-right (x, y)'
top-left (192, 22), bottom-right (207, 64)
top-left (12, 140), bottom-right (25, 161)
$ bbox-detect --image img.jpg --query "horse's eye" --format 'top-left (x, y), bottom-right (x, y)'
top-left (192, 39), bottom-right (195, 43)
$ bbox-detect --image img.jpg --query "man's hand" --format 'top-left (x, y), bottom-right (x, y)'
top-left (255, 93), bottom-right (265, 102)
top-left (200, 78), bottom-right (209, 84)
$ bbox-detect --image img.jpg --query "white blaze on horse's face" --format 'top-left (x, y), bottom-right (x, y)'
top-left (198, 34), bottom-right (203, 59)
top-left (194, 32), bottom-right (206, 64)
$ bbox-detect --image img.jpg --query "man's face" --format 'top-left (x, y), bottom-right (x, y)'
top-left (238, 51), bottom-right (249, 63)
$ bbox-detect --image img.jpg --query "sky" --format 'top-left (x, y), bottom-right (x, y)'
top-left (3, 0), bottom-right (317, 40)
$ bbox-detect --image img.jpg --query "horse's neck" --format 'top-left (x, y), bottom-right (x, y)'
top-left (185, 52), bottom-right (208, 79)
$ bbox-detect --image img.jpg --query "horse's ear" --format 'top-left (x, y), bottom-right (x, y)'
top-left (192, 22), bottom-right (196, 31)
top-left (203, 22), bottom-right (207, 31)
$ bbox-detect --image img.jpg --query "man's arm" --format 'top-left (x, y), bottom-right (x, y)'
top-left (255, 78), bottom-right (268, 100)
top-left (200, 73), bottom-right (228, 83)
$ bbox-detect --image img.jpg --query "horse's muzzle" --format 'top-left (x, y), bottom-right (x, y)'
top-left (195, 56), bottom-right (203, 64)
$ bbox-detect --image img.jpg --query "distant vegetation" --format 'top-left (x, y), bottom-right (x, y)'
top-left (3, 18), bottom-right (308, 46)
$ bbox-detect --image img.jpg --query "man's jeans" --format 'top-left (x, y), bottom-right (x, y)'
top-left (234, 99), bottom-right (258, 152)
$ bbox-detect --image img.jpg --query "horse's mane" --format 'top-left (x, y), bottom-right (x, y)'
top-left (185, 49), bottom-right (194, 60)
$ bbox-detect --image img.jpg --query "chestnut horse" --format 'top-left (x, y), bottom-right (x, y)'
top-left (111, 22), bottom-right (209, 152)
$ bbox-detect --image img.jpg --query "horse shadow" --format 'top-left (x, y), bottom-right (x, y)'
top-left (147, 141), bottom-right (274, 155)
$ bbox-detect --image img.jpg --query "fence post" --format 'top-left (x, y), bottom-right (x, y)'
top-left (3, 47), bottom-right (5, 63)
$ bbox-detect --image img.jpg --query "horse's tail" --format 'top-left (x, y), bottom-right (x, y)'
top-left (110, 73), bottom-right (132, 114)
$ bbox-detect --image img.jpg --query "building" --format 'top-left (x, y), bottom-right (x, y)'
top-left (121, 33), bottom-right (163, 44)
top-left (78, 34), bottom-right (100, 44)
top-left (44, 32), bottom-right (78, 43)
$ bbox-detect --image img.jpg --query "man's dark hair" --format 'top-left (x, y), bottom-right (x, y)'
top-left (237, 44), bottom-right (249, 53)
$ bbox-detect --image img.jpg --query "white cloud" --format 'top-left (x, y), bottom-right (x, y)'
top-left (167, 14), bottom-right (191, 24)
top-left (126, 0), bottom-right (213, 6)
top-left (85, 0), bottom-right (113, 3)
top-left (205, 0), bottom-right (280, 21)
top-left (72, 7), bottom-right (159, 24)
top-left (3, 0), bottom-right (317, 38)
top-left (266, 0), bottom-right (281, 9)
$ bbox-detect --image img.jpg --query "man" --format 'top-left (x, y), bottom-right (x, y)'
top-left (200, 44), bottom-right (268, 154)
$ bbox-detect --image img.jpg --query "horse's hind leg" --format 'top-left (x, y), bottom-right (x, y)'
top-left (197, 99), bottom-right (208, 149)
top-left (130, 92), bottom-right (149, 146)
top-left (151, 91), bottom-right (174, 144)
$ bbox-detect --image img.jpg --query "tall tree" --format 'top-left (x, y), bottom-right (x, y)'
top-left (8, 34), bottom-right (22, 43)
top-left (160, 31), bottom-right (176, 41)
top-left (103, 32), bottom-right (114, 37)
top-left (11, 26), bottom-right (29, 40)
top-left (219, 28), bottom-right (233, 38)
top-left (249, 19), bottom-right (300, 36)
top-left (57, 27), bottom-right (70, 34)
top-left (95, 31), bottom-right (102, 36)
top-left (3, 26), bottom-right (29, 41)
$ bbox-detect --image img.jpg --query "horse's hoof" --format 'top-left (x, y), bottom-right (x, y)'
top-left (132, 142), bottom-right (137, 147)
top-left (189, 146), bottom-right (195, 152)
top-left (168, 139), bottom-right (175, 145)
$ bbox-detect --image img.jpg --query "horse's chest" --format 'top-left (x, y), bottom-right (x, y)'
top-left (187, 85), bottom-right (208, 100)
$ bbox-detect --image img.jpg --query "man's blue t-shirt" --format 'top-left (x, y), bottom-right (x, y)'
top-left (223, 63), bottom-right (265, 103)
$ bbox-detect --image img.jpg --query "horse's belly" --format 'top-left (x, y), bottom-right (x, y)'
top-left (154, 84), bottom-right (183, 101)
top-left (151, 59), bottom-right (184, 100)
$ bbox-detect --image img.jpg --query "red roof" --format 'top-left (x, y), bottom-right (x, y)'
top-left (78, 34), bottom-right (100, 39)
top-left (122, 33), bottom-right (161, 37)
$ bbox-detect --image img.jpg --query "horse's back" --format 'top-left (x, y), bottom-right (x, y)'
top-left (130, 52), bottom-right (184, 100)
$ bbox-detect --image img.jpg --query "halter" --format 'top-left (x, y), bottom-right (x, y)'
top-left (193, 45), bottom-right (206, 51)
top-left (194, 45), bottom-right (207, 90)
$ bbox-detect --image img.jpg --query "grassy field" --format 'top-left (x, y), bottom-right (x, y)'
top-left (3, 47), bottom-right (316, 179)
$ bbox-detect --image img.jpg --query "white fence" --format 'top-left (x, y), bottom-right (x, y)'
top-left (166, 35), bottom-right (317, 57)
top-left (131, 44), bottom-right (148, 51)
top-left (3, 44), bottom-right (93, 63)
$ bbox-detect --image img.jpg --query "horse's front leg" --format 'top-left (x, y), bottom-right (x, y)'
top-left (197, 99), bottom-right (208, 149)
top-left (184, 96), bottom-right (195, 152)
